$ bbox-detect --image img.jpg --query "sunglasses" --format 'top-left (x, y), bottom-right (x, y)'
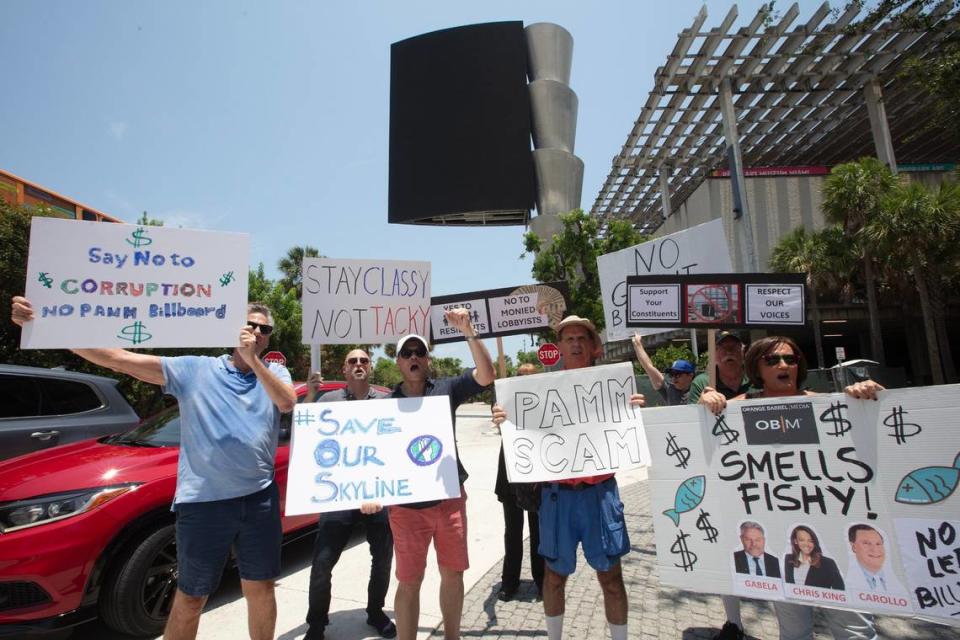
top-left (762, 354), bottom-right (798, 366)
top-left (347, 357), bottom-right (370, 365)
top-left (399, 347), bottom-right (427, 359)
top-left (246, 321), bottom-right (274, 336)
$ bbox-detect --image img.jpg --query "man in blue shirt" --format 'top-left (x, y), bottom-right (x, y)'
top-left (388, 308), bottom-right (495, 640)
top-left (11, 297), bottom-right (296, 640)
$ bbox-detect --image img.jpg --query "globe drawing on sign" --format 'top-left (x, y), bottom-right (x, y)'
top-left (511, 284), bottom-right (567, 330)
top-left (407, 435), bottom-right (443, 466)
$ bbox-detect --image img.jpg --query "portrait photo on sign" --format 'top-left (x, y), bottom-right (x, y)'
top-left (781, 523), bottom-right (845, 592)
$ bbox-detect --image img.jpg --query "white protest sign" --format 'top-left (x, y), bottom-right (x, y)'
top-left (430, 298), bottom-right (489, 341)
top-left (597, 218), bottom-right (733, 342)
top-left (746, 284), bottom-right (805, 325)
top-left (285, 396), bottom-right (460, 514)
top-left (645, 385), bottom-right (960, 625)
top-left (301, 257), bottom-right (431, 344)
top-left (21, 218), bottom-right (248, 349)
top-left (627, 284), bottom-right (682, 324)
top-left (495, 362), bottom-right (650, 482)
top-left (488, 290), bottom-right (552, 333)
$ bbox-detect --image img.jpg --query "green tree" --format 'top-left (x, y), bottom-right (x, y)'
top-left (821, 158), bottom-right (897, 365)
top-left (515, 350), bottom-right (541, 367)
top-left (136, 211), bottom-right (164, 226)
top-left (865, 180), bottom-right (960, 384)
top-left (370, 357), bottom-right (402, 387)
top-left (522, 209), bottom-right (644, 330)
top-left (277, 245), bottom-right (322, 297)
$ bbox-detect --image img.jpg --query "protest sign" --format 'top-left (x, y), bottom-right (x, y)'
top-left (284, 396), bottom-right (460, 514)
top-left (625, 273), bottom-right (806, 330)
top-left (645, 385), bottom-right (960, 625)
top-left (301, 257), bottom-right (431, 344)
top-left (21, 218), bottom-right (248, 349)
top-left (495, 362), bottom-right (650, 482)
top-left (597, 219), bottom-right (734, 342)
top-left (430, 282), bottom-right (568, 344)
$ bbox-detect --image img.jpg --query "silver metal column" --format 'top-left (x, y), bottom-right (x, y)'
top-left (718, 76), bottom-right (758, 272)
top-left (526, 23), bottom-right (583, 246)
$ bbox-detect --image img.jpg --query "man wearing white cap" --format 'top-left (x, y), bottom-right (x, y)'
top-left (388, 307), bottom-right (495, 640)
top-left (492, 315), bottom-right (645, 640)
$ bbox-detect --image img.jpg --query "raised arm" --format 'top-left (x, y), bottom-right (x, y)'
top-left (12, 296), bottom-right (164, 385)
top-left (237, 326), bottom-right (297, 413)
top-left (446, 307), bottom-right (495, 386)
top-left (631, 332), bottom-right (665, 390)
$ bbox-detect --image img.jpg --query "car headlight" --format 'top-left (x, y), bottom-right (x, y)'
top-left (0, 484), bottom-right (141, 533)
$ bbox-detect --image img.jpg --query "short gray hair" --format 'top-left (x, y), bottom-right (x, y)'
top-left (740, 521), bottom-right (764, 536)
top-left (247, 303), bottom-right (274, 325)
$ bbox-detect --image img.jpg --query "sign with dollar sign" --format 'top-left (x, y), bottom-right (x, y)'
top-left (21, 217), bottom-right (249, 348)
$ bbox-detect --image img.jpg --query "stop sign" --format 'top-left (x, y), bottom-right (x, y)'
top-left (537, 343), bottom-right (561, 367)
top-left (263, 351), bottom-right (287, 366)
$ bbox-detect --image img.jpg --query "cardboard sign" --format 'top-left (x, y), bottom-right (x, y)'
top-left (597, 219), bottom-right (734, 342)
top-left (301, 257), bottom-right (431, 344)
top-left (285, 396), bottom-right (460, 514)
top-left (625, 273), bottom-right (806, 329)
top-left (21, 218), bottom-right (249, 349)
top-left (495, 362), bottom-right (651, 482)
top-left (645, 385), bottom-right (960, 625)
top-left (429, 282), bottom-right (568, 345)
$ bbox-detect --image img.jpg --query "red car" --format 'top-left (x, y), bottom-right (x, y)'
top-left (0, 381), bottom-right (386, 637)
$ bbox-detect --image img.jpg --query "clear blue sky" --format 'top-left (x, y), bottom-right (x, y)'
top-left (1, 0), bottom-right (806, 365)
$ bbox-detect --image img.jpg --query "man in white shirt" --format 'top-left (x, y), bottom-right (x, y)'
top-left (845, 524), bottom-right (906, 594)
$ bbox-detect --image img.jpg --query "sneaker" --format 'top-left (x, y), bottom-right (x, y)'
top-left (303, 627), bottom-right (324, 640)
top-left (713, 621), bottom-right (744, 640)
top-left (366, 611), bottom-right (397, 639)
top-left (497, 584), bottom-right (518, 602)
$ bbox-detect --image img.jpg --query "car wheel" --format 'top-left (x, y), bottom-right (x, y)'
top-left (99, 524), bottom-right (177, 636)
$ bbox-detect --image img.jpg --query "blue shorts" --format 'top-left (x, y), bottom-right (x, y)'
top-left (537, 478), bottom-right (629, 576)
top-left (175, 482), bottom-right (282, 596)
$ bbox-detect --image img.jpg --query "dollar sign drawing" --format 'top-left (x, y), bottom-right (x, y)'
top-left (670, 530), bottom-right (698, 571)
top-left (695, 509), bottom-right (719, 543)
top-left (118, 321), bottom-right (152, 345)
top-left (884, 405), bottom-right (922, 445)
top-left (665, 432), bottom-right (691, 469)
top-left (820, 401), bottom-right (852, 437)
top-left (126, 227), bottom-right (153, 248)
top-left (711, 414), bottom-right (739, 445)
top-left (38, 272), bottom-right (54, 288)
top-left (219, 271), bottom-right (235, 286)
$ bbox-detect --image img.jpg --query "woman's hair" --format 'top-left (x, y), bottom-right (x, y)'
top-left (744, 336), bottom-right (808, 389)
top-left (789, 524), bottom-right (823, 568)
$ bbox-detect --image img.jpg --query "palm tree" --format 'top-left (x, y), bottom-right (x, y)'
top-left (277, 245), bottom-right (322, 298)
top-left (821, 158), bottom-right (897, 366)
top-left (865, 181), bottom-right (960, 385)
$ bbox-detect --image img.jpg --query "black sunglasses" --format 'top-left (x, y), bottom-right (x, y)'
top-left (399, 347), bottom-right (427, 359)
top-left (347, 357), bottom-right (370, 365)
top-left (246, 321), bottom-right (274, 336)
top-left (762, 354), bottom-right (798, 366)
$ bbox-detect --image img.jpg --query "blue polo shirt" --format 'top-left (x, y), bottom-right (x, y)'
top-left (161, 354), bottom-right (292, 505)
top-left (392, 368), bottom-right (487, 508)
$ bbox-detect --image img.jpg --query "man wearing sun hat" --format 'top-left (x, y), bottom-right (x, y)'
top-left (388, 307), bottom-right (495, 640)
top-left (492, 314), bottom-right (646, 640)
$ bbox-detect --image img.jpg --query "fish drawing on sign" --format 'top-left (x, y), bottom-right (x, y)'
top-left (663, 475), bottom-right (706, 526)
top-left (895, 452), bottom-right (960, 505)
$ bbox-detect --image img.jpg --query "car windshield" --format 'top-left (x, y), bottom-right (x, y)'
top-left (106, 407), bottom-right (181, 447)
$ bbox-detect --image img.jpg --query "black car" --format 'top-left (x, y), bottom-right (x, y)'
top-left (0, 364), bottom-right (140, 460)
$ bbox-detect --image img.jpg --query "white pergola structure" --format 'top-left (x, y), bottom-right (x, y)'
top-left (591, 1), bottom-right (959, 270)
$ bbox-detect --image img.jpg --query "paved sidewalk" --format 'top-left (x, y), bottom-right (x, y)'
top-left (442, 481), bottom-right (956, 640)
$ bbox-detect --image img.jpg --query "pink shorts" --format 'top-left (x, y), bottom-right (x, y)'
top-left (388, 488), bottom-right (468, 582)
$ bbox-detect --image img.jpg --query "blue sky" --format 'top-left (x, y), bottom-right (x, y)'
top-left (1, 0), bottom-right (805, 365)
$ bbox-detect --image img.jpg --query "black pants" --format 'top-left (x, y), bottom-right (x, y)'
top-left (501, 500), bottom-right (544, 591)
top-left (306, 509), bottom-right (394, 630)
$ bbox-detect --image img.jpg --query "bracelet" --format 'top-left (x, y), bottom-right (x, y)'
top-left (465, 336), bottom-right (477, 342)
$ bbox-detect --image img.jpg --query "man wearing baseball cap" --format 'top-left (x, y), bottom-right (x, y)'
top-left (631, 333), bottom-right (696, 405)
top-left (687, 331), bottom-right (751, 405)
top-left (492, 315), bottom-right (645, 640)
top-left (388, 307), bottom-right (495, 640)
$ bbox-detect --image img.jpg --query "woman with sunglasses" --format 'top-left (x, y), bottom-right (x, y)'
top-left (700, 336), bottom-right (882, 640)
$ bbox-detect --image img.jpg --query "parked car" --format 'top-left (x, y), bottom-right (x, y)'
top-left (0, 364), bottom-right (140, 461)
top-left (0, 380), bottom-right (386, 637)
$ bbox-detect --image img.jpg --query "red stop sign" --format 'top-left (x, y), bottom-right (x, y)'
top-left (263, 351), bottom-right (287, 366)
top-left (538, 343), bottom-right (561, 367)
